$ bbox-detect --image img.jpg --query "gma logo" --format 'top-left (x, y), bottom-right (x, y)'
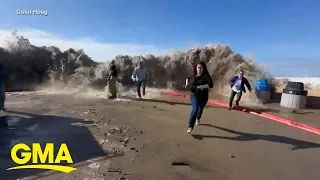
top-left (7, 143), bottom-right (77, 173)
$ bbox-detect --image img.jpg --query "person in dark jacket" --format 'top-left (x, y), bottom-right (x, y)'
top-left (184, 62), bottom-right (213, 133)
top-left (228, 70), bottom-right (252, 110)
top-left (0, 64), bottom-right (5, 111)
top-left (107, 60), bottom-right (118, 99)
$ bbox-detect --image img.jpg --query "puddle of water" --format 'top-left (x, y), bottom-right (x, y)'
top-left (5, 116), bottom-right (23, 126)
top-left (26, 124), bottom-right (39, 131)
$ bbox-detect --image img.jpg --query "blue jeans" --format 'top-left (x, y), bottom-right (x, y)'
top-left (188, 93), bottom-right (208, 128)
top-left (136, 80), bottom-right (147, 97)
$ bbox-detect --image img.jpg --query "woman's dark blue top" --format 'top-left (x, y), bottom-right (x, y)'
top-left (189, 73), bottom-right (213, 97)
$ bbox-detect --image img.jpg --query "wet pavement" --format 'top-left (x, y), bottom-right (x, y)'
top-left (0, 111), bottom-right (106, 180)
top-left (1, 91), bottom-right (320, 180)
top-left (119, 95), bottom-right (320, 180)
top-left (169, 90), bottom-right (320, 129)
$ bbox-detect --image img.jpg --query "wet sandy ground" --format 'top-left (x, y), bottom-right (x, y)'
top-left (207, 91), bottom-right (320, 128)
top-left (1, 91), bottom-right (320, 180)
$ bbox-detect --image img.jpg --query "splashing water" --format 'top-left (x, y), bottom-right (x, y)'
top-left (1, 30), bottom-right (274, 103)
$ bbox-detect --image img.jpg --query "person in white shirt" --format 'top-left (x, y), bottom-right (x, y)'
top-left (131, 62), bottom-right (149, 98)
top-left (227, 70), bottom-right (252, 110)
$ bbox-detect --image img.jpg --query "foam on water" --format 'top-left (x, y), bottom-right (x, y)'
top-left (2, 30), bottom-right (319, 105)
top-left (274, 77), bottom-right (320, 90)
top-left (275, 77), bottom-right (320, 85)
top-left (36, 82), bottom-right (174, 101)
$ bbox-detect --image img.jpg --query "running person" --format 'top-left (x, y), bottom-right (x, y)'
top-left (0, 64), bottom-right (5, 111)
top-left (131, 61), bottom-right (149, 98)
top-left (228, 70), bottom-right (252, 110)
top-left (107, 60), bottom-right (118, 99)
top-left (184, 62), bottom-right (213, 133)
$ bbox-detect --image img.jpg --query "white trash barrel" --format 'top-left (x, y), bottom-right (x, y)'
top-left (280, 89), bottom-right (308, 109)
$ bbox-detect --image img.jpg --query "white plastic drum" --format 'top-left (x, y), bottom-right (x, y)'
top-left (280, 93), bottom-right (307, 109)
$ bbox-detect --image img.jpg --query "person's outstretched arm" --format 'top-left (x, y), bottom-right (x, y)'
top-left (184, 78), bottom-right (189, 88)
top-left (131, 68), bottom-right (137, 81)
top-left (244, 78), bottom-right (252, 92)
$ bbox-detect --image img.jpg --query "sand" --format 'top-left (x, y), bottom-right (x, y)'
top-left (1, 92), bottom-right (320, 180)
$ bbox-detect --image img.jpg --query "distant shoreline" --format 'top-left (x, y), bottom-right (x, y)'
top-left (274, 77), bottom-right (320, 85)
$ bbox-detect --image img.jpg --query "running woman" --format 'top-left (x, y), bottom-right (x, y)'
top-left (131, 61), bottom-right (149, 98)
top-left (227, 70), bottom-right (252, 110)
top-left (184, 62), bottom-right (213, 133)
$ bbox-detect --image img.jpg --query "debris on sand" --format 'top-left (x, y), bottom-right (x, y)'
top-left (99, 139), bottom-right (109, 145)
top-left (108, 168), bottom-right (122, 173)
top-left (130, 147), bottom-right (139, 152)
top-left (84, 109), bottom-right (98, 114)
top-left (119, 137), bottom-right (130, 146)
top-left (106, 148), bottom-right (125, 158)
top-left (86, 157), bottom-right (106, 163)
top-left (88, 162), bottom-right (101, 170)
top-left (171, 161), bottom-right (190, 166)
top-left (108, 126), bottom-right (124, 134)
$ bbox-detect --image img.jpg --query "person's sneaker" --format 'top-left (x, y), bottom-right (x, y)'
top-left (195, 119), bottom-right (200, 126)
top-left (235, 101), bottom-right (239, 106)
top-left (228, 107), bottom-right (232, 110)
top-left (187, 128), bottom-right (192, 133)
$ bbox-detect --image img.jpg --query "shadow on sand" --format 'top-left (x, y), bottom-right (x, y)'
top-left (192, 124), bottom-right (320, 151)
top-left (136, 98), bottom-right (191, 106)
top-left (136, 98), bottom-right (225, 109)
top-left (0, 110), bottom-right (115, 180)
top-left (236, 106), bottom-right (281, 114)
